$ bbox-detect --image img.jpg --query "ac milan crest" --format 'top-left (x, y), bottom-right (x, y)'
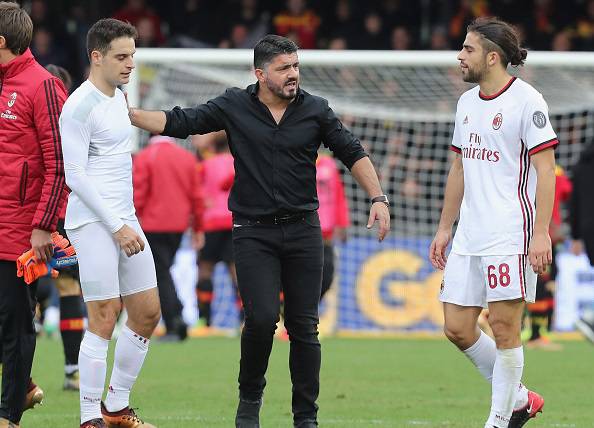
top-left (7, 92), bottom-right (16, 108)
top-left (492, 113), bottom-right (503, 130)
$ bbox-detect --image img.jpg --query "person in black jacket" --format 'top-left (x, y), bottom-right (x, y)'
top-left (570, 141), bottom-right (594, 343)
top-left (128, 34), bottom-right (391, 428)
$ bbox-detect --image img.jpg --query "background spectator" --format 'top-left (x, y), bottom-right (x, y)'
top-left (30, 27), bottom-right (67, 68)
top-left (272, 0), bottom-right (321, 49)
top-left (448, 0), bottom-right (490, 48)
top-left (113, 0), bottom-right (164, 46)
top-left (354, 10), bottom-right (389, 50)
top-left (571, 140), bottom-right (594, 343)
top-left (168, 0), bottom-right (225, 47)
top-left (430, 26), bottom-right (451, 50)
top-left (133, 135), bottom-right (204, 341)
top-left (320, 0), bottom-right (357, 49)
top-left (575, 0), bottom-right (594, 50)
top-left (220, 0), bottom-right (269, 49)
top-left (391, 26), bottom-right (412, 50)
top-left (570, 141), bottom-right (594, 264)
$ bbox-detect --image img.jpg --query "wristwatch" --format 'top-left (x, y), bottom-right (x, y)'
top-left (371, 194), bottom-right (390, 207)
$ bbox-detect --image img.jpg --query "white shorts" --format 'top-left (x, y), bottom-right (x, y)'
top-left (66, 219), bottom-right (157, 302)
top-left (440, 252), bottom-right (537, 308)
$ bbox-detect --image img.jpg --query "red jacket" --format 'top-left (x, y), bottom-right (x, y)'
top-left (552, 165), bottom-right (572, 227)
top-left (133, 136), bottom-right (203, 233)
top-left (0, 49), bottom-right (68, 261)
top-left (200, 153), bottom-right (234, 232)
top-left (550, 165), bottom-right (572, 244)
top-left (316, 154), bottom-right (350, 240)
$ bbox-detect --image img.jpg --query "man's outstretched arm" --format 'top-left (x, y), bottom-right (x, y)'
top-left (126, 93), bottom-right (226, 138)
top-left (125, 94), bottom-right (166, 134)
top-left (129, 108), bottom-right (166, 135)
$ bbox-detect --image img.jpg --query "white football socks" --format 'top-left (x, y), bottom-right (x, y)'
top-left (463, 332), bottom-right (528, 410)
top-left (104, 325), bottom-right (150, 412)
top-left (463, 330), bottom-right (496, 382)
top-left (79, 330), bottom-right (109, 424)
top-left (486, 347), bottom-right (524, 428)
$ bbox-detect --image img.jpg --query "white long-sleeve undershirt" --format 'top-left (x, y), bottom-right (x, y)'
top-left (59, 80), bottom-right (136, 232)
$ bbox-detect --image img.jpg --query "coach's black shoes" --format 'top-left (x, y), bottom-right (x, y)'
top-left (235, 397), bottom-right (262, 428)
top-left (294, 419), bottom-right (318, 427)
top-left (508, 390), bottom-right (544, 428)
top-left (575, 311), bottom-right (594, 343)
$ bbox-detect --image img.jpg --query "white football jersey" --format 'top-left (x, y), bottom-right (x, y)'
top-left (60, 80), bottom-right (136, 233)
top-left (450, 77), bottom-right (558, 256)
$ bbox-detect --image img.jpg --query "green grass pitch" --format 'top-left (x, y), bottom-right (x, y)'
top-left (23, 337), bottom-right (592, 427)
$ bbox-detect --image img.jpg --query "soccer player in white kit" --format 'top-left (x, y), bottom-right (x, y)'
top-left (430, 18), bottom-right (557, 428)
top-left (59, 19), bottom-right (159, 428)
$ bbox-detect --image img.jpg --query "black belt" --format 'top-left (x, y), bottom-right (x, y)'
top-left (234, 211), bottom-right (314, 225)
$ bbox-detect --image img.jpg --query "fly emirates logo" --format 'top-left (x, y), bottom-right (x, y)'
top-left (462, 133), bottom-right (500, 163)
top-left (1, 109), bottom-right (17, 120)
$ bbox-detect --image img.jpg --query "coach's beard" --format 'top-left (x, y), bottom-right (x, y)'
top-left (268, 79), bottom-right (298, 100)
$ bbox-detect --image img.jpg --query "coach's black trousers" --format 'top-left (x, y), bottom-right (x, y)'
top-left (0, 260), bottom-right (38, 423)
top-left (145, 232), bottom-right (184, 334)
top-left (233, 211), bottom-right (323, 424)
top-left (320, 243), bottom-right (335, 299)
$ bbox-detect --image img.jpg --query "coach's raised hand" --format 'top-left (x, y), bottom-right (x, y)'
top-left (113, 224), bottom-right (145, 257)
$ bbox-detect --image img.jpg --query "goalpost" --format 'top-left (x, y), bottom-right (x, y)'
top-left (128, 49), bottom-right (594, 333)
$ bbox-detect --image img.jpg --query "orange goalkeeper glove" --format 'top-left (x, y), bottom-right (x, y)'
top-left (51, 231), bottom-right (76, 256)
top-left (24, 260), bottom-right (59, 284)
top-left (16, 249), bottom-right (35, 278)
top-left (16, 250), bottom-right (58, 284)
top-left (16, 233), bottom-right (77, 284)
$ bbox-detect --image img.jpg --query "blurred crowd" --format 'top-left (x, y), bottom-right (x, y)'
top-left (19, 0), bottom-right (594, 85)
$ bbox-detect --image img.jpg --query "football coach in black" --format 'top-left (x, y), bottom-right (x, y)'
top-left (129, 35), bottom-right (390, 428)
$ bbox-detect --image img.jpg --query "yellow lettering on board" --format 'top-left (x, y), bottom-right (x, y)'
top-left (356, 250), bottom-right (444, 328)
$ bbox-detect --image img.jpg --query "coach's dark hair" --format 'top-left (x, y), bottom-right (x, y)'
top-left (253, 35), bottom-right (298, 69)
top-left (0, 1), bottom-right (33, 55)
top-left (467, 17), bottom-right (527, 67)
top-left (87, 18), bottom-right (137, 60)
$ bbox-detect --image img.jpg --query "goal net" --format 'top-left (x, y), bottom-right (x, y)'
top-left (129, 49), bottom-right (594, 334)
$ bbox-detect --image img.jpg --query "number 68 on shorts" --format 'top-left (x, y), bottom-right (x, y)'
top-left (440, 252), bottom-right (537, 308)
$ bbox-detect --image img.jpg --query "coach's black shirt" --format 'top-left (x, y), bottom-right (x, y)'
top-left (163, 83), bottom-right (368, 217)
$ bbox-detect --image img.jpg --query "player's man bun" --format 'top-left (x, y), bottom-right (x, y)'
top-left (510, 47), bottom-right (528, 67)
top-left (468, 17), bottom-right (527, 67)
